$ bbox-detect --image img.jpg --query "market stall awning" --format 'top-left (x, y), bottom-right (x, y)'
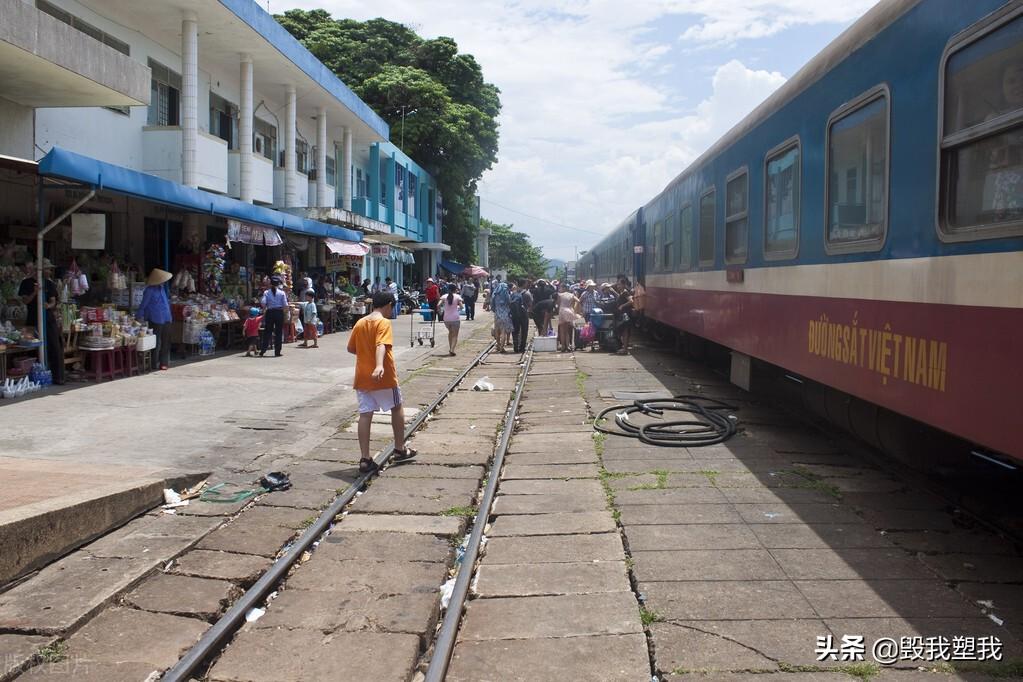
top-left (37, 147), bottom-right (363, 243)
top-left (440, 259), bottom-right (467, 274)
top-left (324, 238), bottom-right (370, 256)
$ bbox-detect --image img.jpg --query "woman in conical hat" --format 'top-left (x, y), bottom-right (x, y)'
top-left (137, 269), bottom-right (173, 370)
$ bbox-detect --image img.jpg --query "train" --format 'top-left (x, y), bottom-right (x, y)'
top-left (578, 0), bottom-right (1023, 465)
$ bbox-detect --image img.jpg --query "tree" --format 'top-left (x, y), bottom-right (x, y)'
top-left (483, 218), bottom-right (548, 279)
top-left (276, 10), bottom-right (501, 262)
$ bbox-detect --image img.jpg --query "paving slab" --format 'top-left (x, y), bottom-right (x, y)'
top-left (315, 531), bottom-right (452, 563)
top-left (17, 660), bottom-right (164, 681)
top-left (640, 580), bottom-right (817, 620)
top-left (447, 633), bottom-right (650, 682)
top-left (501, 463), bottom-right (599, 479)
top-left (493, 490), bottom-right (606, 515)
top-left (171, 550), bottom-right (270, 583)
top-left (383, 463), bottom-right (484, 480)
top-left (719, 487), bottom-right (840, 504)
top-left (612, 487), bottom-right (729, 505)
top-left (0, 634), bottom-right (55, 681)
top-left (408, 451), bottom-right (493, 466)
top-left (406, 434), bottom-right (496, 457)
top-left (625, 524), bottom-right (761, 551)
top-left (61, 607), bottom-right (207, 668)
top-left (254, 487), bottom-right (332, 510)
top-left (795, 579), bottom-right (983, 618)
top-left (458, 592), bottom-right (642, 640)
top-left (771, 548), bottom-right (935, 580)
top-left (919, 553), bottom-right (1023, 583)
top-left (857, 507), bottom-right (960, 531)
top-left (252, 589), bottom-right (439, 643)
top-left (208, 630), bottom-right (419, 682)
top-left (957, 582), bottom-right (1023, 622)
top-left (750, 523), bottom-right (894, 549)
top-left (650, 619), bottom-right (836, 670)
top-left (489, 511), bottom-right (616, 536)
top-left (196, 521), bottom-right (297, 557)
top-left (733, 502), bottom-right (864, 525)
top-left (475, 561), bottom-right (629, 597)
top-left (840, 490), bottom-right (948, 511)
top-left (507, 434), bottom-right (595, 455)
top-left (237, 506), bottom-right (319, 529)
top-left (888, 530), bottom-right (1019, 555)
top-left (124, 573), bottom-right (237, 620)
top-left (483, 533), bottom-right (624, 564)
top-left (711, 471), bottom-right (809, 488)
top-left (503, 450), bottom-right (597, 465)
top-left (618, 503), bottom-right (744, 525)
top-left (822, 617), bottom-right (1023, 659)
top-left (632, 549), bottom-right (787, 581)
top-left (286, 558), bottom-right (446, 594)
top-left (339, 513), bottom-right (465, 536)
top-left (607, 473), bottom-right (662, 491)
top-left (498, 478), bottom-right (604, 497)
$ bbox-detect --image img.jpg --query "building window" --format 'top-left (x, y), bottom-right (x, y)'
top-left (699, 188), bottom-right (716, 267)
top-left (939, 9), bottom-right (1023, 240)
top-left (209, 93), bottom-right (237, 149)
top-left (678, 204), bottom-right (693, 270)
top-left (826, 86), bottom-right (889, 251)
top-left (356, 168), bottom-right (367, 199)
top-left (379, 159), bottom-right (387, 202)
top-left (725, 169), bottom-right (749, 263)
top-left (147, 59), bottom-right (181, 127)
top-left (395, 165), bottom-right (407, 211)
top-left (408, 174), bottom-right (418, 218)
top-left (254, 118), bottom-right (276, 164)
top-left (294, 140), bottom-right (309, 174)
top-left (765, 139), bottom-right (800, 258)
top-left (325, 156), bottom-right (336, 186)
top-left (37, 1), bottom-right (130, 55)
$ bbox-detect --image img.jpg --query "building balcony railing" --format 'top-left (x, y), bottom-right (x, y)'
top-left (227, 151), bottom-right (274, 204)
top-left (141, 126), bottom-right (228, 194)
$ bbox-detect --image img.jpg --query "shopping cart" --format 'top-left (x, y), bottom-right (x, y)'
top-left (410, 302), bottom-right (436, 347)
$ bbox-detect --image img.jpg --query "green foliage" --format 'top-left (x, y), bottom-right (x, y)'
top-left (276, 10), bottom-right (501, 263)
top-left (483, 218), bottom-right (548, 279)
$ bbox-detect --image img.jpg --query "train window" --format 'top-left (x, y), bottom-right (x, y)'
top-left (663, 214), bottom-right (674, 271)
top-left (725, 169), bottom-right (749, 263)
top-left (699, 188), bottom-right (716, 267)
top-left (825, 86), bottom-right (889, 253)
top-left (939, 9), bottom-right (1023, 240)
top-left (649, 219), bottom-right (662, 273)
top-left (679, 204), bottom-right (693, 269)
top-left (764, 138), bottom-right (800, 258)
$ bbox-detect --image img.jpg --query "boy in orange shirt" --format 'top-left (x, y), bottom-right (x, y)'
top-left (347, 292), bottom-right (417, 473)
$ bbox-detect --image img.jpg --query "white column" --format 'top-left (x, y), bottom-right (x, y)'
top-left (284, 85), bottom-right (297, 207)
top-left (341, 127), bottom-right (353, 211)
top-left (181, 11), bottom-right (198, 188)
top-left (316, 107), bottom-right (327, 207)
top-left (239, 54), bottom-right (253, 202)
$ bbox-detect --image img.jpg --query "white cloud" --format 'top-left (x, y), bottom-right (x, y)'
top-left (282, 0), bottom-right (875, 260)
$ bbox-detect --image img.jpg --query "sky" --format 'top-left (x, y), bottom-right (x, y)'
top-left (278, 0), bottom-right (879, 262)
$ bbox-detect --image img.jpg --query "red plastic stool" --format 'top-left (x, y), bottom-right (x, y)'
top-left (122, 345), bottom-right (139, 377)
top-left (86, 348), bottom-right (117, 382)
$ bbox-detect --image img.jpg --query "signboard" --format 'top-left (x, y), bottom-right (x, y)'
top-left (227, 220), bottom-right (283, 246)
top-left (370, 244), bottom-right (390, 258)
top-left (71, 213), bottom-right (106, 250)
top-left (633, 245), bottom-right (644, 254)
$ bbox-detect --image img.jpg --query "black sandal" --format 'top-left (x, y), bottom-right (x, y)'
top-left (392, 447), bottom-right (418, 463)
top-left (358, 458), bottom-right (379, 474)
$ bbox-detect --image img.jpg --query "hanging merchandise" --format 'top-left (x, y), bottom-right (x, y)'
top-left (172, 268), bottom-right (196, 294)
top-left (272, 259), bottom-right (293, 292)
top-left (64, 258), bottom-right (89, 298)
top-left (203, 243), bottom-right (226, 296)
top-left (108, 262), bottom-right (127, 290)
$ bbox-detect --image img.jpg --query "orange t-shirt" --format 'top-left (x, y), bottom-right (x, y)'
top-left (347, 314), bottom-right (398, 390)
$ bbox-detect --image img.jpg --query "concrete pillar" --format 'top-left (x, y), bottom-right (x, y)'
top-left (239, 54), bottom-right (253, 202)
top-left (477, 228), bottom-right (491, 268)
top-left (316, 107), bottom-right (327, 207)
top-left (341, 127), bottom-right (353, 211)
top-left (181, 12), bottom-right (198, 188)
top-left (284, 85), bottom-right (297, 207)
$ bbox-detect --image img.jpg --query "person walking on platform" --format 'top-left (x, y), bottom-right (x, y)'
top-left (461, 279), bottom-right (478, 320)
top-left (136, 268), bottom-right (173, 371)
top-left (260, 276), bottom-right (287, 357)
top-left (556, 282), bottom-right (580, 352)
top-left (511, 278), bottom-right (532, 353)
top-left (425, 278), bottom-right (440, 316)
top-left (442, 284), bottom-right (464, 356)
top-left (490, 275), bottom-right (513, 352)
top-left (347, 291), bottom-right (417, 474)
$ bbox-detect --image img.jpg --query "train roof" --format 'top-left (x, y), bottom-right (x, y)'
top-left (651, 0), bottom-right (920, 205)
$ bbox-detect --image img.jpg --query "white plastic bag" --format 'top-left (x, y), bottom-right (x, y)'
top-left (472, 376), bottom-right (494, 391)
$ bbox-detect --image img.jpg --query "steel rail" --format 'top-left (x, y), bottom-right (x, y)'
top-left (425, 343), bottom-right (535, 682)
top-left (162, 340), bottom-right (497, 682)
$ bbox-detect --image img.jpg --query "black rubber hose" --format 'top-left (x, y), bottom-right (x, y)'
top-left (594, 395), bottom-right (738, 447)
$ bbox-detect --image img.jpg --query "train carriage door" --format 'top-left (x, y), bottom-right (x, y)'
top-left (633, 208), bottom-right (646, 283)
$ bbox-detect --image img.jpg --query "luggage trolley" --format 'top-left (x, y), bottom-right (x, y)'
top-left (410, 303), bottom-right (436, 347)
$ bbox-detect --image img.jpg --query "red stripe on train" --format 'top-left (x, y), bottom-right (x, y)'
top-left (646, 286), bottom-right (1023, 461)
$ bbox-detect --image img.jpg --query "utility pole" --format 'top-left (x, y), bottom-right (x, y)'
top-left (399, 105), bottom-right (408, 150)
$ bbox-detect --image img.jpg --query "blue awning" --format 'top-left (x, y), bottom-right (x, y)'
top-left (38, 147), bottom-right (362, 243)
top-left (440, 259), bottom-right (466, 274)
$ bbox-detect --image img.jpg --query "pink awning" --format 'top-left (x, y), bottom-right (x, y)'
top-left (324, 239), bottom-right (369, 256)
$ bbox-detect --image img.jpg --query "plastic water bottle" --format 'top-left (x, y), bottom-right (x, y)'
top-left (316, 319), bottom-right (324, 336)
top-left (199, 329), bottom-right (215, 356)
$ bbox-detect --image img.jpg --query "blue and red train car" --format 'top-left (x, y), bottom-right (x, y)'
top-left (578, 0), bottom-right (1023, 463)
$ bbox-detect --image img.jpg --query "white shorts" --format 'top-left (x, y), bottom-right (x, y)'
top-left (357, 387), bottom-right (403, 414)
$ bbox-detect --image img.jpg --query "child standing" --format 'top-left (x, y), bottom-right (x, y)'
top-left (243, 307), bottom-right (262, 357)
top-left (298, 289), bottom-right (319, 348)
top-left (347, 291), bottom-right (417, 473)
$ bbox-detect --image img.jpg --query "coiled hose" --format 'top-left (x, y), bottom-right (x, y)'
top-left (593, 395), bottom-right (739, 447)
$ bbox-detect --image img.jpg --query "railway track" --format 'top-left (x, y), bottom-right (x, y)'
top-left (161, 340), bottom-right (534, 681)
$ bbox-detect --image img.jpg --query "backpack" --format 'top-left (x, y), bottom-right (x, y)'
top-left (510, 291), bottom-right (524, 316)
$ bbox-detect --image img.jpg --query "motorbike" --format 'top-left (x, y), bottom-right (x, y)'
top-left (579, 307), bottom-right (620, 353)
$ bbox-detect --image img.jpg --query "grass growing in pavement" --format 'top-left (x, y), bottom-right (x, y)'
top-left (639, 608), bottom-right (663, 626)
top-left (440, 506), bottom-right (477, 518)
top-left (777, 662), bottom-right (880, 680)
top-left (696, 469), bottom-right (720, 485)
top-left (936, 661), bottom-right (1023, 678)
top-left (37, 642), bottom-right (68, 663)
top-left (299, 516), bottom-right (317, 529)
top-left (575, 370), bottom-right (589, 395)
top-left (592, 431), bottom-right (606, 457)
top-left (790, 465), bottom-right (843, 499)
